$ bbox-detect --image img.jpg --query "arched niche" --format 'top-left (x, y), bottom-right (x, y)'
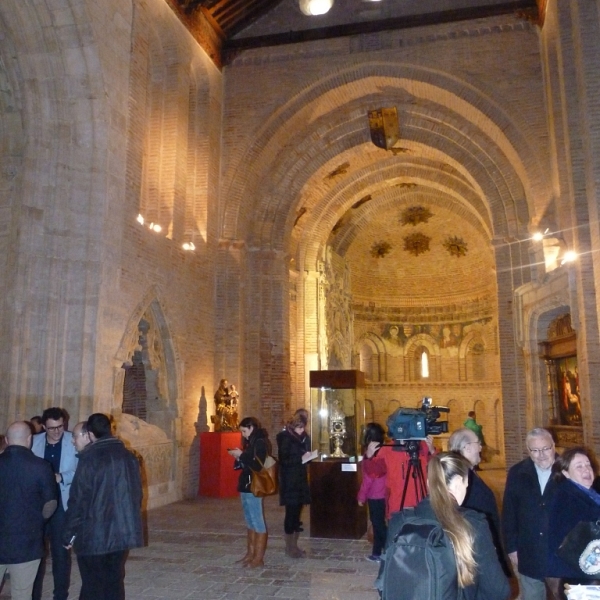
top-left (113, 293), bottom-right (183, 508)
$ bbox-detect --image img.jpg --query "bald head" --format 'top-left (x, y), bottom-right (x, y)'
top-left (6, 421), bottom-right (33, 447)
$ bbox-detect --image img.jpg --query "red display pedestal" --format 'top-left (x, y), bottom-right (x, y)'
top-left (199, 432), bottom-right (241, 498)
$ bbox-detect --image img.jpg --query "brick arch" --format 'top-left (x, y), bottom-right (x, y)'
top-left (221, 64), bottom-right (546, 251)
top-left (239, 107), bottom-right (530, 271)
top-left (113, 287), bottom-right (183, 418)
top-left (356, 332), bottom-right (387, 382)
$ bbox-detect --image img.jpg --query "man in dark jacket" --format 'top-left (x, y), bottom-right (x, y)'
top-left (502, 427), bottom-right (559, 600)
top-left (448, 427), bottom-right (509, 574)
top-left (0, 421), bottom-right (57, 599)
top-left (63, 413), bottom-right (143, 600)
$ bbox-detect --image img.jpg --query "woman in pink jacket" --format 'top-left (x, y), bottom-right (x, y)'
top-left (357, 423), bottom-right (388, 562)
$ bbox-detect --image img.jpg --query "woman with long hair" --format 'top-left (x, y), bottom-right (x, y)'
top-left (276, 411), bottom-right (312, 558)
top-left (394, 452), bottom-right (510, 599)
top-left (228, 416), bottom-right (271, 568)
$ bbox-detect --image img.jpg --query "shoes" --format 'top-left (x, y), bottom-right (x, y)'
top-left (366, 554), bottom-right (381, 562)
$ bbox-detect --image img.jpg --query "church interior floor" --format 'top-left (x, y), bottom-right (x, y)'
top-left (1, 465), bottom-right (518, 600)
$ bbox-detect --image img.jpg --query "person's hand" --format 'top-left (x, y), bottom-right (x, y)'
top-left (508, 551), bottom-right (518, 570)
top-left (55, 473), bottom-right (62, 484)
top-left (358, 501), bottom-right (364, 507)
top-left (425, 435), bottom-right (435, 454)
top-left (228, 448), bottom-right (242, 459)
top-left (366, 441), bottom-right (381, 458)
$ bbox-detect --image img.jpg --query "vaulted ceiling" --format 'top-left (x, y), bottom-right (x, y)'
top-left (166, 0), bottom-right (544, 68)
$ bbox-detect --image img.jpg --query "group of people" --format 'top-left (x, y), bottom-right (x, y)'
top-left (0, 408), bottom-right (143, 600)
top-left (358, 421), bottom-right (600, 600)
top-left (503, 428), bottom-right (600, 600)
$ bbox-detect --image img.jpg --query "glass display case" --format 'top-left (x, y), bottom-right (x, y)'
top-left (309, 370), bottom-right (366, 461)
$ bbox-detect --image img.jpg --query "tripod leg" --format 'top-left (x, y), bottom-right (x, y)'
top-left (399, 460), bottom-right (413, 510)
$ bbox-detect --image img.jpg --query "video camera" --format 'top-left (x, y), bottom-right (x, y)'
top-left (386, 397), bottom-right (450, 441)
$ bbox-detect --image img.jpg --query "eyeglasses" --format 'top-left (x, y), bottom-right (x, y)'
top-left (46, 424), bottom-right (64, 432)
top-left (464, 441), bottom-right (482, 447)
top-left (528, 446), bottom-right (553, 455)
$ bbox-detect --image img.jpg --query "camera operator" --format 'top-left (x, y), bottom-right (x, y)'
top-left (363, 435), bottom-right (436, 518)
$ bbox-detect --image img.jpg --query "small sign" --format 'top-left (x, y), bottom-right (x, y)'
top-left (341, 463), bottom-right (357, 472)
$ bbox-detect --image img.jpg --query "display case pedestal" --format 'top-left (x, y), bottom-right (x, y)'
top-left (199, 432), bottom-right (240, 498)
top-left (309, 459), bottom-right (367, 539)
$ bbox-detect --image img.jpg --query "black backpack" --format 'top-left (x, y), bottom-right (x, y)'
top-left (376, 508), bottom-right (462, 600)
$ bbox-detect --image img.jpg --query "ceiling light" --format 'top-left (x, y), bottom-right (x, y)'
top-left (299, 0), bottom-right (334, 16)
top-left (532, 232), bottom-right (544, 242)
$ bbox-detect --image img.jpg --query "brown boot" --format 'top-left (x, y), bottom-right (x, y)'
top-left (236, 529), bottom-right (255, 565)
top-left (248, 532), bottom-right (267, 568)
top-left (293, 531), bottom-right (306, 557)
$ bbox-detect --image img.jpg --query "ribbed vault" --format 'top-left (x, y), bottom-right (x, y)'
top-left (220, 64), bottom-right (549, 267)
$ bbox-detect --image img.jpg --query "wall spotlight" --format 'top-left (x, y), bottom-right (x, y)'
top-left (532, 228), bottom-right (549, 242)
top-left (136, 214), bottom-right (144, 225)
top-left (299, 0), bottom-right (334, 16)
top-left (149, 223), bottom-right (162, 233)
top-left (561, 250), bottom-right (578, 265)
top-left (182, 242), bottom-right (195, 251)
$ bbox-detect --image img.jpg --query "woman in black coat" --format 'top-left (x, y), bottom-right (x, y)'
top-left (546, 446), bottom-right (600, 599)
top-left (276, 411), bottom-right (312, 558)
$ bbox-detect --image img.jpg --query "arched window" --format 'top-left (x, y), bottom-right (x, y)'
top-left (421, 350), bottom-right (429, 378)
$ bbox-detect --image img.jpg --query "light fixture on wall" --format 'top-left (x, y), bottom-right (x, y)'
top-left (532, 228), bottom-right (550, 242)
top-left (182, 242), bottom-right (195, 251)
top-left (136, 214), bottom-right (162, 233)
top-left (299, 0), bottom-right (334, 16)
top-left (561, 250), bottom-right (578, 265)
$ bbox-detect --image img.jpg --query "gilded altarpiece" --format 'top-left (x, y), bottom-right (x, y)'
top-left (539, 314), bottom-right (583, 447)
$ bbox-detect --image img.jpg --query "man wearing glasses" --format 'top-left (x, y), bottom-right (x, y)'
top-left (31, 407), bottom-right (78, 600)
top-left (448, 427), bottom-right (507, 573)
top-left (502, 428), bottom-right (559, 600)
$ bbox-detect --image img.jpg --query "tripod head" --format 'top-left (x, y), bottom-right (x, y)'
top-left (383, 439), bottom-right (423, 466)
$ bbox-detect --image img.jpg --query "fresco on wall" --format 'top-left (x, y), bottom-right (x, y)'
top-left (382, 318), bottom-right (491, 353)
top-left (555, 356), bottom-right (582, 426)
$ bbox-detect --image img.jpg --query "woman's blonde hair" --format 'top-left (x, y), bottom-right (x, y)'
top-left (427, 452), bottom-right (477, 587)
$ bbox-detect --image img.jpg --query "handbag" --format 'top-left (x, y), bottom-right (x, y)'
top-left (558, 520), bottom-right (600, 575)
top-left (250, 454), bottom-right (278, 497)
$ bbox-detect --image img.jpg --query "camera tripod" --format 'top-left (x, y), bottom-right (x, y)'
top-left (398, 442), bottom-right (428, 510)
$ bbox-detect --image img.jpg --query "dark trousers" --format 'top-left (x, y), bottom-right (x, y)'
top-left (77, 551), bottom-right (127, 600)
top-left (32, 503), bottom-right (71, 600)
top-left (368, 498), bottom-right (387, 557)
top-left (284, 504), bottom-right (304, 534)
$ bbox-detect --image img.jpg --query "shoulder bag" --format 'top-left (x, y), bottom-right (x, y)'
top-left (250, 454), bottom-right (278, 497)
top-left (558, 520), bottom-right (600, 575)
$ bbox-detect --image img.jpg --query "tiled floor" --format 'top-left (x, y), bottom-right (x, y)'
top-left (1, 466), bottom-right (514, 599)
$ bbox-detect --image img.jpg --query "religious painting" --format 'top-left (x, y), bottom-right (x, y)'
top-left (555, 356), bottom-right (582, 426)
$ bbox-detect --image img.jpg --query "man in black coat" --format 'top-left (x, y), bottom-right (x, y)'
top-left (63, 413), bottom-right (143, 600)
top-left (502, 427), bottom-right (559, 600)
top-left (448, 427), bottom-right (509, 574)
top-left (0, 421), bottom-right (57, 599)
